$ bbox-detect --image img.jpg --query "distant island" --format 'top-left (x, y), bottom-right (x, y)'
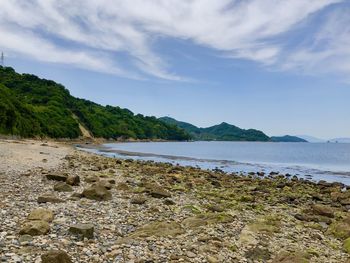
top-left (159, 117), bottom-right (307, 142)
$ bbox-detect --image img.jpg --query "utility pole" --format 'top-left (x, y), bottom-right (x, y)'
top-left (0, 52), bottom-right (4, 67)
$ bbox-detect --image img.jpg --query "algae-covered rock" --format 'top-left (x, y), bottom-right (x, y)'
top-left (182, 213), bottom-right (234, 229)
top-left (343, 237), bottom-right (350, 253)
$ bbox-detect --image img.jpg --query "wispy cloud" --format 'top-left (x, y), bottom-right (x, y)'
top-left (0, 0), bottom-right (347, 80)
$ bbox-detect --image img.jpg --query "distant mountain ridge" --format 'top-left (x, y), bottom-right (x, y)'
top-left (159, 117), bottom-right (275, 142)
top-left (160, 117), bottom-right (308, 142)
top-left (270, 135), bottom-right (307, 142)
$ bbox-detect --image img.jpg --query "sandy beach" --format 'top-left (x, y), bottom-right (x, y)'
top-left (1, 139), bottom-right (350, 262)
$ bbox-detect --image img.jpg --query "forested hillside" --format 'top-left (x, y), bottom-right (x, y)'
top-left (159, 117), bottom-right (270, 141)
top-left (0, 66), bottom-right (190, 140)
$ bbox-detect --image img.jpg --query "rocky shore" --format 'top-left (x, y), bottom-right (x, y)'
top-left (1, 140), bottom-right (350, 262)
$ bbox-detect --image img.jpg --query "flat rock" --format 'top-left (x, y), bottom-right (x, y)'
top-left (46, 173), bottom-right (68, 182)
top-left (69, 223), bottom-right (94, 239)
top-left (28, 208), bottom-right (54, 222)
top-left (41, 250), bottom-right (72, 263)
top-left (82, 183), bottom-right (112, 201)
top-left (38, 194), bottom-right (64, 204)
top-left (54, 182), bottom-right (73, 192)
top-left (19, 220), bottom-right (50, 236)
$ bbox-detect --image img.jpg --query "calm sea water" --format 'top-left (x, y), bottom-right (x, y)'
top-left (81, 141), bottom-right (350, 185)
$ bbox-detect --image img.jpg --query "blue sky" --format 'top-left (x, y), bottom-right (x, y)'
top-left (1, 0), bottom-right (350, 139)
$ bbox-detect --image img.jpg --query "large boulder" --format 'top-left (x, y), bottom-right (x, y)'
top-left (54, 182), bottom-right (73, 192)
top-left (38, 194), bottom-right (64, 204)
top-left (311, 204), bottom-right (334, 218)
top-left (82, 183), bottom-right (112, 201)
top-left (28, 208), bottom-right (54, 222)
top-left (46, 173), bottom-right (68, 182)
top-left (19, 220), bottom-right (50, 236)
top-left (69, 223), bottom-right (94, 239)
top-left (66, 175), bottom-right (80, 186)
top-left (41, 250), bottom-right (72, 263)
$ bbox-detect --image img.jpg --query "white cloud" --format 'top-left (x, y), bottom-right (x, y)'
top-left (0, 0), bottom-right (347, 80)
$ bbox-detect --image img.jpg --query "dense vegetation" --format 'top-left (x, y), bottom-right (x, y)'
top-left (159, 117), bottom-right (270, 141)
top-left (0, 66), bottom-right (190, 140)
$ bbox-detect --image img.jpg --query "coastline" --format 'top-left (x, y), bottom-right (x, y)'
top-left (1, 139), bottom-right (350, 262)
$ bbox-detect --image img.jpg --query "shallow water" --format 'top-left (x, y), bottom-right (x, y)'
top-left (80, 141), bottom-right (350, 185)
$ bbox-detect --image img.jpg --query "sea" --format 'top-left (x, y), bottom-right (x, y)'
top-left (78, 141), bottom-right (350, 185)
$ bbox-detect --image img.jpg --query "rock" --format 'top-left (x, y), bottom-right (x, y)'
top-left (85, 175), bottom-right (99, 183)
top-left (66, 175), bottom-right (80, 186)
top-left (37, 194), bottom-right (64, 204)
top-left (207, 256), bottom-right (219, 263)
top-left (186, 251), bottom-right (196, 258)
top-left (271, 251), bottom-right (309, 263)
top-left (69, 224), bottom-right (94, 239)
top-left (343, 237), bottom-right (350, 253)
top-left (19, 235), bottom-right (33, 244)
top-left (149, 187), bottom-right (171, 199)
top-left (28, 208), bottom-right (54, 222)
top-left (163, 199), bottom-right (176, 205)
top-left (82, 183), bottom-right (112, 201)
top-left (116, 182), bottom-right (130, 191)
top-left (208, 205), bottom-right (224, 212)
top-left (311, 204), bottom-right (334, 218)
top-left (130, 196), bottom-right (147, 205)
top-left (46, 173), bottom-right (68, 182)
top-left (98, 180), bottom-right (113, 190)
top-left (19, 220), bottom-right (50, 236)
top-left (41, 250), bottom-right (72, 263)
top-left (53, 182), bottom-right (73, 192)
top-left (245, 247), bottom-right (271, 261)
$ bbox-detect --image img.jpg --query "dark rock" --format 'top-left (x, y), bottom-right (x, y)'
top-left (46, 173), bottom-right (68, 182)
top-left (69, 223), bottom-right (94, 239)
top-left (41, 250), bottom-right (72, 263)
top-left (38, 194), bottom-right (65, 203)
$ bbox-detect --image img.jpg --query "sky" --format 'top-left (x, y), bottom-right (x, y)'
top-left (1, 0), bottom-right (350, 139)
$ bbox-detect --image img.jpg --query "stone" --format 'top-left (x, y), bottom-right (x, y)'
top-left (85, 175), bottom-right (99, 183)
top-left (271, 251), bottom-right (310, 263)
top-left (82, 183), bottom-right (112, 201)
top-left (311, 204), bottom-right (334, 218)
top-left (149, 187), bottom-right (171, 198)
top-left (41, 250), bottom-right (72, 263)
top-left (46, 173), bottom-right (68, 182)
top-left (19, 235), bottom-right (33, 244)
top-left (130, 196), bottom-right (147, 205)
top-left (69, 224), bottom-right (94, 239)
top-left (208, 205), bottom-right (224, 212)
top-left (37, 194), bottom-right (64, 204)
top-left (19, 220), bottom-right (50, 236)
top-left (66, 175), bottom-right (80, 186)
top-left (343, 237), bottom-right (350, 253)
top-left (53, 182), bottom-right (73, 192)
top-left (28, 208), bottom-right (54, 222)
